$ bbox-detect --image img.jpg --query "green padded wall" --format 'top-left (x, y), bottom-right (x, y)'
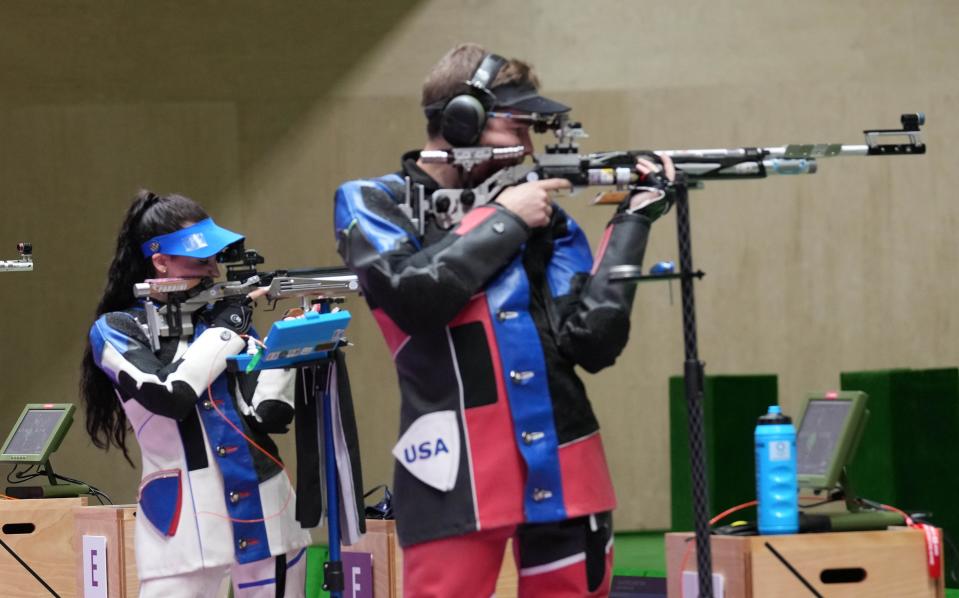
top-left (306, 545), bottom-right (330, 598)
top-left (840, 367), bottom-right (959, 581)
top-left (669, 374), bottom-right (778, 530)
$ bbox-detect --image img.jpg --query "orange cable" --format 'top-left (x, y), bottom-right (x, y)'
top-left (194, 336), bottom-right (296, 524)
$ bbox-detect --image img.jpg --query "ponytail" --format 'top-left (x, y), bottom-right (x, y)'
top-left (80, 190), bottom-right (207, 464)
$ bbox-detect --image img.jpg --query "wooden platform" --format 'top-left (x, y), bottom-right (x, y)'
top-left (74, 505), bottom-right (138, 598)
top-left (0, 497), bottom-right (88, 597)
top-left (666, 529), bottom-right (944, 598)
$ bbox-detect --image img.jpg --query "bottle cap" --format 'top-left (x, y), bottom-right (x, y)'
top-left (757, 405), bottom-right (791, 425)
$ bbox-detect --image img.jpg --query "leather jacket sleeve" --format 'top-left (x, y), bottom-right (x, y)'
top-left (334, 179), bottom-right (530, 335)
top-left (551, 211), bottom-right (652, 373)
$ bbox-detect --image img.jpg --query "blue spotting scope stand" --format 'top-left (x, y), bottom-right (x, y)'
top-left (227, 302), bottom-right (352, 598)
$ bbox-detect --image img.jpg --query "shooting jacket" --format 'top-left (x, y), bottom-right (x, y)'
top-left (334, 152), bottom-right (652, 547)
top-left (89, 309), bottom-right (311, 580)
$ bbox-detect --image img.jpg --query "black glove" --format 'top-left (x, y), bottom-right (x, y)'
top-left (252, 399), bottom-right (295, 433)
top-left (202, 296), bottom-right (254, 335)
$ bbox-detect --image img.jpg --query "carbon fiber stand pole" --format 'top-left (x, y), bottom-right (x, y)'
top-left (674, 184), bottom-right (714, 597)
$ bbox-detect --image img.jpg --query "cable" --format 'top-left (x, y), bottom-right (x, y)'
top-left (859, 498), bottom-right (943, 581)
top-left (680, 499), bottom-right (758, 574)
top-left (680, 497), bottom-right (844, 574)
top-left (7, 463), bottom-right (41, 485)
top-left (48, 471), bottom-right (113, 504)
top-left (797, 495), bottom-right (840, 509)
top-left (195, 337), bottom-right (295, 524)
top-left (709, 500), bottom-right (757, 526)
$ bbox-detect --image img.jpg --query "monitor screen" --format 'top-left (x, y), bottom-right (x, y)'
top-left (2, 408), bottom-right (66, 457)
top-left (0, 404), bottom-right (76, 464)
top-left (796, 399), bottom-right (853, 476)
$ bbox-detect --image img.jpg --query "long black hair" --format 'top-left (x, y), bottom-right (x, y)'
top-left (80, 190), bottom-right (209, 465)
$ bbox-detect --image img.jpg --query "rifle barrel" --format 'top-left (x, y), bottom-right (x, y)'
top-left (284, 266), bottom-right (355, 278)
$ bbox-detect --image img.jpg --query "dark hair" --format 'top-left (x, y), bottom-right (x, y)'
top-left (422, 43), bottom-right (540, 138)
top-left (80, 190), bottom-right (208, 465)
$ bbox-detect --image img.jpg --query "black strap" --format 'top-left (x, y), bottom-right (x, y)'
top-left (274, 552), bottom-right (287, 597)
top-left (294, 363), bottom-right (327, 527)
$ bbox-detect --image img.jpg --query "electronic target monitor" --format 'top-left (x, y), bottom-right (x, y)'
top-left (0, 403), bottom-right (75, 464)
top-left (796, 391), bottom-right (869, 491)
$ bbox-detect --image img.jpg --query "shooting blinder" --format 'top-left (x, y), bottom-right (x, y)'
top-left (440, 53), bottom-right (508, 147)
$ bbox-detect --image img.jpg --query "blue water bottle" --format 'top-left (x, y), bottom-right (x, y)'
top-left (755, 405), bottom-right (798, 534)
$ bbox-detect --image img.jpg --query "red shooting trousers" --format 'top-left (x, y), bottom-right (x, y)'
top-left (402, 522), bottom-right (614, 598)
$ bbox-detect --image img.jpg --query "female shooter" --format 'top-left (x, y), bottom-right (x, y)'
top-left (80, 191), bottom-right (311, 598)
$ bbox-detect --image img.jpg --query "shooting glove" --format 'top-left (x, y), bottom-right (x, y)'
top-left (251, 399), bottom-right (295, 433)
top-left (621, 169), bottom-right (686, 222)
top-left (202, 296), bottom-right (254, 335)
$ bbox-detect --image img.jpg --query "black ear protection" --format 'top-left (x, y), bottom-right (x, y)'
top-left (439, 53), bottom-right (508, 147)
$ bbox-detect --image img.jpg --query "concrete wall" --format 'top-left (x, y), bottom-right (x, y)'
top-left (1, 0), bottom-right (956, 531)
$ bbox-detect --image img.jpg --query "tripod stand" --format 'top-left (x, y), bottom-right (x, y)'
top-left (228, 300), bottom-right (365, 598)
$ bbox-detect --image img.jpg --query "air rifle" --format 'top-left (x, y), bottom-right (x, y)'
top-left (0, 243), bottom-right (33, 272)
top-left (133, 248), bottom-right (359, 351)
top-left (403, 112), bottom-right (926, 234)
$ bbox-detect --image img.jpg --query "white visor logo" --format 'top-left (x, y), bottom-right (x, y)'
top-left (182, 232), bottom-right (209, 252)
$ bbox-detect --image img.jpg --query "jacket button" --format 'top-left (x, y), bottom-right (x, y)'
top-left (229, 491), bottom-right (241, 504)
top-left (220, 331), bottom-right (232, 341)
top-left (522, 431), bottom-right (545, 445)
top-left (532, 488), bottom-right (553, 502)
top-left (215, 445), bottom-right (227, 457)
top-left (201, 400), bottom-right (213, 410)
top-left (238, 538), bottom-right (248, 550)
top-left (509, 370), bottom-right (534, 384)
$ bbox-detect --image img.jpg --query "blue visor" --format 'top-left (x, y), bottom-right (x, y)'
top-left (141, 218), bottom-right (245, 259)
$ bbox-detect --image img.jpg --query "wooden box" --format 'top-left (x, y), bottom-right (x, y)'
top-left (343, 519), bottom-right (518, 597)
top-left (0, 497), bottom-right (88, 598)
top-left (74, 505), bottom-right (139, 598)
top-left (666, 529), bottom-right (944, 598)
